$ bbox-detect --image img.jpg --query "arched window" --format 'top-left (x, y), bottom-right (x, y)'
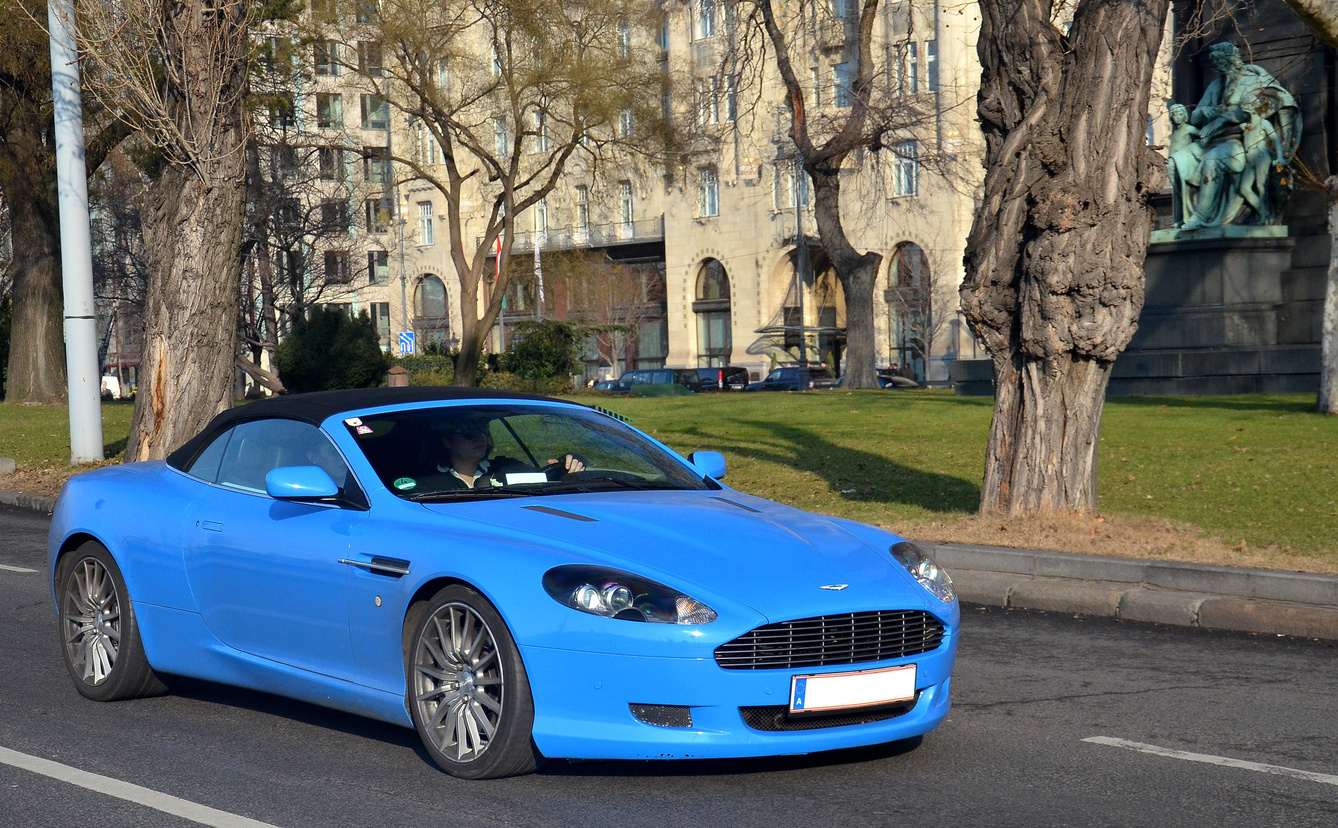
top-left (414, 273), bottom-right (450, 347)
top-left (887, 242), bottom-right (930, 380)
top-left (693, 259), bottom-right (731, 367)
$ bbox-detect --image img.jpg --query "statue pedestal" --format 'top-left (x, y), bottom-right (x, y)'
top-left (1109, 232), bottom-right (1319, 395)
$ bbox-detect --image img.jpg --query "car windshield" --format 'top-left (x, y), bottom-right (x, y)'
top-left (343, 404), bottom-right (712, 501)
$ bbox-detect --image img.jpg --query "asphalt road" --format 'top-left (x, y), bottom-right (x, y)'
top-left (2, 503), bottom-right (1336, 828)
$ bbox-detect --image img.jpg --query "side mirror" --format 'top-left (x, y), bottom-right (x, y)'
top-left (687, 451), bottom-right (726, 480)
top-left (266, 465), bottom-right (339, 500)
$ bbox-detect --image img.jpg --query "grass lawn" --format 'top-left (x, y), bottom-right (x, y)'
top-left (2, 391), bottom-right (1335, 572)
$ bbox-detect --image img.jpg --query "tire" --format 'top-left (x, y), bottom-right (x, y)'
top-left (57, 541), bottom-right (166, 701)
top-left (407, 585), bottom-right (542, 779)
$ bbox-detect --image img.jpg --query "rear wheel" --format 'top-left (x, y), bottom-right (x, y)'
top-left (408, 585), bottom-right (542, 779)
top-left (57, 541), bottom-right (165, 701)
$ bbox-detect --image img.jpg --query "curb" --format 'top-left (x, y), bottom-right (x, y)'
top-left (0, 489), bottom-right (56, 514)
top-left (921, 542), bottom-right (1338, 642)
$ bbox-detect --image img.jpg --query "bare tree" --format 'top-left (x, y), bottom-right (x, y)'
top-left (715, 0), bottom-right (957, 387)
top-left (960, 0), bottom-right (1171, 515)
top-left (0, 0), bottom-right (130, 404)
top-left (70, 0), bottom-right (258, 458)
top-left (315, 0), bottom-right (670, 386)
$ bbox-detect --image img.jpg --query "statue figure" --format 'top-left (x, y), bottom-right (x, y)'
top-left (1166, 42), bottom-right (1300, 230)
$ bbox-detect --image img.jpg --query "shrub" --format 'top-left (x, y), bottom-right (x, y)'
top-left (275, 307), bottom-right (389, 393)
top-left (504, 319), bottom-right (582, 382)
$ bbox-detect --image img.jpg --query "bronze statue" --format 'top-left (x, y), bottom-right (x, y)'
top-left (1166, 42), bottom-right (1300, 230)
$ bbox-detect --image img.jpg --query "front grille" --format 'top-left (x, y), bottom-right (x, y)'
top-left (740, 696), bottom-right (918, 732)
top-left (714, 610), bottom-right (945, 671)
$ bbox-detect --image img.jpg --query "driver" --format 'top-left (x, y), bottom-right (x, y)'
top-left (429, 414), bottom-right (585, 490)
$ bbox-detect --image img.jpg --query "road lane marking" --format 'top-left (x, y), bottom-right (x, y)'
top-left (0, 563), bottom-right (38, 573)
top-left (1084, 737), bottom-right (1338, 787)
top-left (0, 745), bottom-right (283, 828)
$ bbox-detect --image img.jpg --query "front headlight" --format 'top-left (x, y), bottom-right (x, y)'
top-left (543, 565), bottom-right (717, 624)
top-left (890, 541), bottom-right (955, 603)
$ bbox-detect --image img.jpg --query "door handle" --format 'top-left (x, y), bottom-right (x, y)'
top-left (200, 520), bottom-right (223, 532)
top-left (338, 557), bottom-right (411, 577)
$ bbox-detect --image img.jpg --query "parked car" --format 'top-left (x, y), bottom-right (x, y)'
top-left (694, 366), bottom-right (752, 392)
top-left (49, 387), bottom-right (959, 779)
top-left (748, 364), bottom-right (840, 392)
top-left (590, 379), bottom-right (621, 392)
top-left (615, 368), bottom-right (702, 395)
top-left (838, 372), bottom-right (924, 389)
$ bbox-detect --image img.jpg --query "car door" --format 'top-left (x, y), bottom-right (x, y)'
top-left (183, 418), bottom-right (367, 680)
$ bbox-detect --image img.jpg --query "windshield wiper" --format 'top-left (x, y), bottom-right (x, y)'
top-left (406, 488), bottom-right (538, 503)
top-left (541, 477), bottom-right (687, 495)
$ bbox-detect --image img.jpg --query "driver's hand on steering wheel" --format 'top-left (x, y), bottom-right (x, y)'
top-left (546, 454), bottom-right (585, 475)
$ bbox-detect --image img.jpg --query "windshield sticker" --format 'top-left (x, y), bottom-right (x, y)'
top-left (393, 477), bottom-right (418, 491)
top-left (344, 417), bottom-right (363, 427)
top-left (356, 425), bottom-right (374, 435)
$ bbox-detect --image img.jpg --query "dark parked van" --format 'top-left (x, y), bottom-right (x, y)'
top-left (694, 366), bottom-right (751, 392)
top-left (615, 368), bottom-right (702, 395)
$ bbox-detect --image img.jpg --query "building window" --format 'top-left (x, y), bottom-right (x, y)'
top-left (619, 108), bottom-right (633, 139)
top-left (368, 251), bottom-right (390, 285)
top-left (320, 198), bottom-right (350, 233)
top-left (316, 93), bottom-right (342, 128)
top-left (493, 116), bottom-right (508, 157)
top-left (833, 63), bottom-right (851, 108)
top-left (365, 197), bottom-right (392, 233)
top-left (318, 147), bottom-right (345, 181)
top-left (698, 166), bottom-right (719, 217)
top-left (694, 258), bottom-right (731, 367)
top-left (311, 0), bottom-right (336, 22)
top-left (619, 180), bottom-right (634, 237)
top-left (533, 109), bottom-right (549, 152)
top-left (355, 0), bottom-right (379, 24)
top-left (534, 198), bottom-right (548, 236)
top-left (363, 147), bottom-right (391, 183)
top-left (358, 41), bottom-right (383, 77)
top-left (907, 42), bottom-right (919, 94)
top-left (617, 19), bottom-right (631, 58)
top-left (417, 202), bottom-right (435, 245)
top-left (726, 75), bottom-right (737, 122)
top-left (314, 41), bottom-right (339, 76)
top-left (810, 67), bottom-right (822, 107)
top-left (926, 39), bottom-right (938, 92)
top-left (323, 250), bottom-right (350, 283)
top-left (360, 94), bottom-right (388, 130)
top-left (491, 41), bottom-right (503, 77)
top-left (893, 141), bottom-right (918, 197)
top-left (575, 185), bottom-right (590, 240)
top-left (371, 301), bottom-right (391, 347)
top-left (269, 94), bottom-right (295, 130)
top-left (438, 59), bottom-right (450, 89)
top-left (697, 0), bottom-right (717, 39)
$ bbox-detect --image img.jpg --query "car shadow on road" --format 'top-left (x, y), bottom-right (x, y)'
top-left (538, 736), bottom-right (924, 778)
top-left (675, 420), bottom-right (979, 513)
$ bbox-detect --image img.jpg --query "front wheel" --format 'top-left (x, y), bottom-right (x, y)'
top-left (57, 541), bottom-right (165, 701)
top-left (408, 585), bottom-right (542, 779)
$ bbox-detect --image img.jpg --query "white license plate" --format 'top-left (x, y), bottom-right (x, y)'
top-left (788, 664), bottom-right (917, 714)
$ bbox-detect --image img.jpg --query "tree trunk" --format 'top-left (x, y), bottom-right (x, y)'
top-left (1318, 176), bottom-right (1338, 414)
top-left (961, 0), bottom-right (1169, 516)
top-left (3, 195), bottom-right (67, 404)
top-left (127, 162), bottom-right (247, 459)
top-left (810, 166), bottom-right (880, 387)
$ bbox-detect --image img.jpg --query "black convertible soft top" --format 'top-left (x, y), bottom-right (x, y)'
top-left (165, 386), bottom-right (558, 471)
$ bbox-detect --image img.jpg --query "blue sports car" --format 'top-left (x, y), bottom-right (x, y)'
top-left (49, 388), bottom-right (959, 778)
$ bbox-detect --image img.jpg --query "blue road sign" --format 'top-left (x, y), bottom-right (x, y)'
top-left (398, 331), bottom-right (416, 355)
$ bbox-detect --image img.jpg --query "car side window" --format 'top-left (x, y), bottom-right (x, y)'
top-left (215, 419), bottom-right (351, 495)
top-left (184, 429), bottom-right (233, 483)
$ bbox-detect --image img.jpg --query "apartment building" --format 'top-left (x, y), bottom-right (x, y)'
top-left (272, 0), bottom-right (985, 384)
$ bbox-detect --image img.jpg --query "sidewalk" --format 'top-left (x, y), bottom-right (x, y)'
top-left (6, 486), bottom-right (1336, 641)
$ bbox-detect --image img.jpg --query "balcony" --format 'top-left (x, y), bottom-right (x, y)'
top-left (506, 216), bottom-right (665, 253)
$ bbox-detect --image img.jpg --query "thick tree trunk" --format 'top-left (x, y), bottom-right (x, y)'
top-left (127, 162), bottom-right (247, 459)
top-left (961, 0), bottom-right (1169, 516)
top-left (1318, 176), bottom-right (1338, 414)
top-left (3, 196), bottom-right (67, 403)
top-left (810, 167), bottom-right (880, 387)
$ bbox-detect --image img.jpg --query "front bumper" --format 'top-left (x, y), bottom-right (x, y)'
top-left (520, 635), bottom-right (957, 760)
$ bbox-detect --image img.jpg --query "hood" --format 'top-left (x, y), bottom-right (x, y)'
top-left (422, 490), bottom-right (928, 621)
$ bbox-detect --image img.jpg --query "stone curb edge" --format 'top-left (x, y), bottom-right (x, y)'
top-left (921, 542), bottom-right (1338, 642)
top-left (0, 489), bottom-right (56, 514)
